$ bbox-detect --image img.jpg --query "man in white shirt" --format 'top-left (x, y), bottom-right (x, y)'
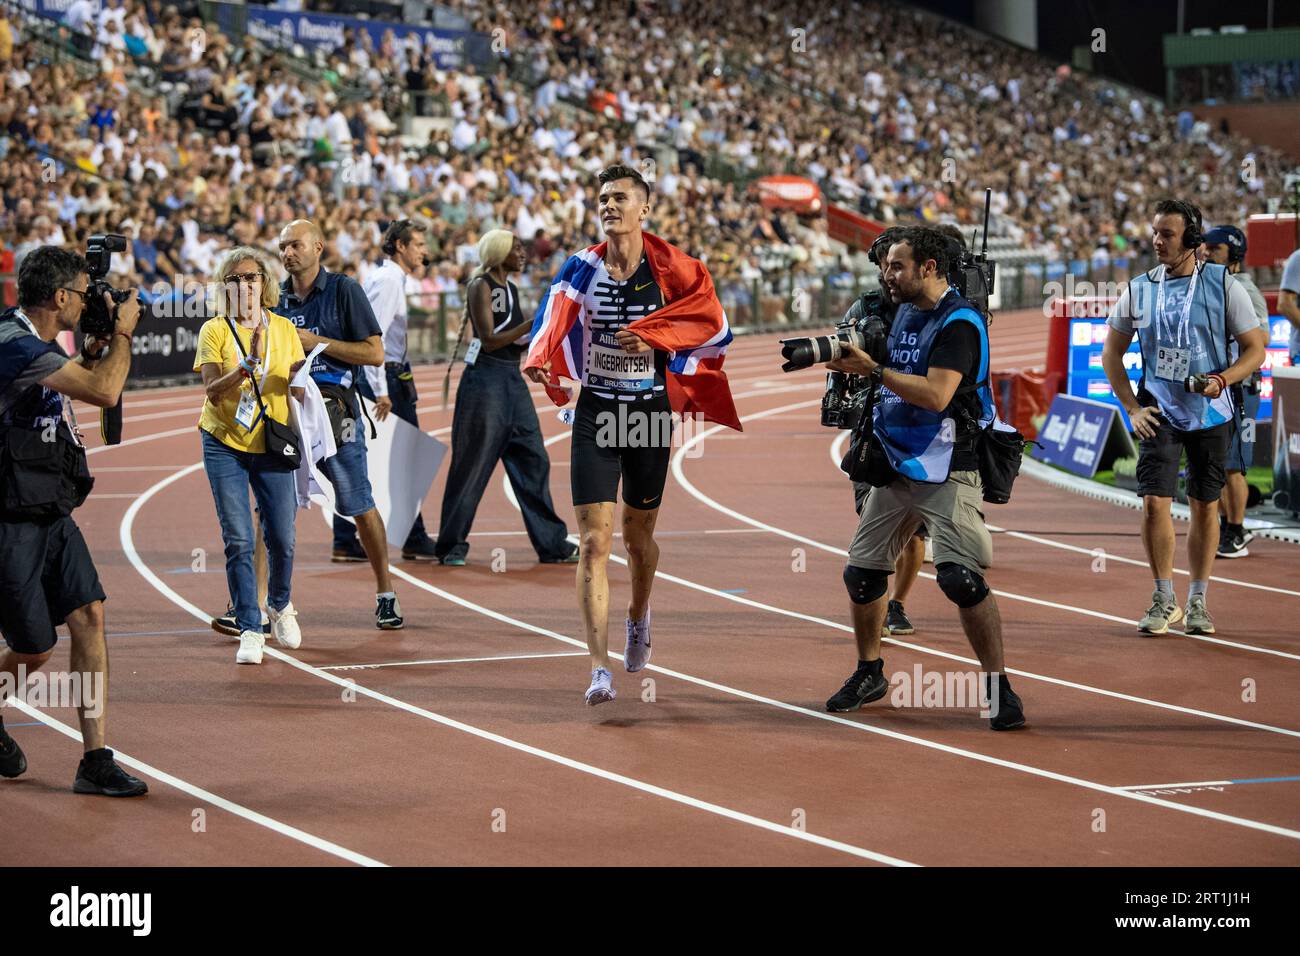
top-left (336, 220), bottom-right (438, 560)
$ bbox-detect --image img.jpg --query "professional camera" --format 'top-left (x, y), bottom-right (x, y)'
top-left (950, 241), bottom-right (996, 321)
top-left (819, 288), bottom-right (898, 428)
top-left (778, 298), bottom-right (890, 375)
top-left (81, 234), bottom-right (132, 338)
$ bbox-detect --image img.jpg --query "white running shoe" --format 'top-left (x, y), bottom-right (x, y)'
top-left (585, 667), bottom-right (616, 705)
top-left (269, 602), bottom-right (302, 649)
top-left (236, 629), bottom-right (265, 665)
top-left (624, 610), bottom-right (652, 672)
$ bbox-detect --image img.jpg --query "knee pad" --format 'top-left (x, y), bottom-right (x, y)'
top-left (843, 565), bottom-right (889, 605)
top-left (935, 562), bottom-right (989, 608)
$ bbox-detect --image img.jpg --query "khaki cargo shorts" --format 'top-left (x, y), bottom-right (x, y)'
top-left (846, 471), bottom-right (992, 573)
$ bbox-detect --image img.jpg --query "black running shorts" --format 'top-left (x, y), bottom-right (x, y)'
top-left (0, 516), bottom-right (107, 655)
top-left (1136, 416), bottom-right (1231, 501)
top-left (571, 390), bottom-right (673, 510)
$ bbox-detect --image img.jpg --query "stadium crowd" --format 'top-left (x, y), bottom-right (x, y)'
top-left (0, 0), bottom-right (1294, 323)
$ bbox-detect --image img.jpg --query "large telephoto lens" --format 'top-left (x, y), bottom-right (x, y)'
top-left (780, 334), bottom-right (845, 372)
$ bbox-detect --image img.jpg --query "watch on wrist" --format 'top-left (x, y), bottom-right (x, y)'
top-left (870, 365), bottom-right (885, 386)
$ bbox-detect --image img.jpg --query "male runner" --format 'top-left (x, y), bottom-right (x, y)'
top-left (525, 164), bottom-right (740, 705)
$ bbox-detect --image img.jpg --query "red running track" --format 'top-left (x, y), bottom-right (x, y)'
top-left (2, 328), bottom-right (1297, 866)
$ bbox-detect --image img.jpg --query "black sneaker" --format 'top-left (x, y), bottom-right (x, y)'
top-left (0, 721), bottom-right (27, 778)
top-left (73, 750), bottom-right (148, 797)
top-left (1216, 527), bottom-right (1249, 559)
top-left (376, 595), bottom-right (404, 630)
top-left (332, 538), bottom-right (368, 562)
top-left (539, 547), bottom-right (580, 565)
top-left (885, 600), bottom-right (914, 635)
top-left (401, 535), bottom-right (439, 561)
top-left (212, 604), bottom-right (270, 637)
top-left (826, 661), bottom-right (888, 712)
top-left (984, 674), bottom-right (1026, 731)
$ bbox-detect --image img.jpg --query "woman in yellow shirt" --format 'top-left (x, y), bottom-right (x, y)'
top-left (195, 247), bottom-right (305, 665)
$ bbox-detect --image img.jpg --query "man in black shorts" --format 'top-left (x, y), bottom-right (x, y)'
top-left (1102, 200), bottom-right (1266, 636)
top-left (0, 246), bottom-right (148, 795)
top-left (525, 164), bottom-right (740, 705)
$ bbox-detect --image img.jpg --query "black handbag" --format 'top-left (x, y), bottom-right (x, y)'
top-left (840, 400), bottom-right (898, 487)
top-left (226, 318), bottom-right (302, 472)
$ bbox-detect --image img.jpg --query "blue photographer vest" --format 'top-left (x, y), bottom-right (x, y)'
top-left (873, 288), bottom-right (994, 482)
top-left (1128, 262), bottom-right (1233, 431)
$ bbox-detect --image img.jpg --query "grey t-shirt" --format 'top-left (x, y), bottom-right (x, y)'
top-left (1108, 266), bottom-right (1259, 340)
top-left (1281, 248), bottom-right (1300, 358)
top-left (1230, 271), bottom-right (1270, 331)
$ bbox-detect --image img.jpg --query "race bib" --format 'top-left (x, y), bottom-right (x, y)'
top-left (1154, 346), bottom-right (1191, 382)
top-left (586, 335), bottom-right (653, 392)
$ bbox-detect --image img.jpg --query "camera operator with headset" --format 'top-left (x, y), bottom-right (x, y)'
top-left (1102, 200), bottom-right (1266, 638)
top-left (1196, 225), bottom-right (1269, 559)
top-left (0, 245), bottom-right (148, 796)
top-left (816, 226), bottom-right (1026, 730)
top-left (829, 226), bottom-right (926, 637)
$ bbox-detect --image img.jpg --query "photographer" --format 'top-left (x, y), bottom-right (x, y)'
top-left (836, 226), bottom-right (925, 636)
top-left (820, 227), bottom-right (1025, 730)
top-left (0, 245), bottom-right (148, 796)
top-left (1102, 200), bottom-right (1266, 637)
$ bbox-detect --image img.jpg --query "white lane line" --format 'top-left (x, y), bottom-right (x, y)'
top-left (387, 550), bottom-right (1300, 843)
top-left (90, 465), bottom-right (200, 472)
top-left (4, 697), bottom-right (387, 867)
top-left (828, 432), bottom-right (1300, 599)
top-left (680, 400), bottom-right (1300, 662)
top-left (323, 652), bottom-right (588, 671)
top-left (121, 465), bottom-right (912, 867)
top-left (1116, 779), bottom-right (1234, 791)
top-left (85, 426), bottom-right (196, 456)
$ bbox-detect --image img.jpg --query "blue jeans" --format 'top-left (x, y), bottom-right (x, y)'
top-left (333, 366), bottom-right (427, 548)
top-left (436, 353), bottom-right (572, 562)
top-left (201, 430), bottom-right (297, 634)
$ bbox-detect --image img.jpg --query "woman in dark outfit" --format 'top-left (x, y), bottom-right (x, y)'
top-left (434, 229), bottom-right (578, 566)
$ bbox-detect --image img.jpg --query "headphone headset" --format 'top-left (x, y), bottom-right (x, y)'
top-left (1166, 199), bottom-right (1203, 252)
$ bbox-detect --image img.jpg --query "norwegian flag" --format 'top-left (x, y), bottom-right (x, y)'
top-left (524, 231), bottom-right (742, 432)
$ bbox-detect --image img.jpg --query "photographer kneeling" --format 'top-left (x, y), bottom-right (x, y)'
top-left (0, 246), bottom-right (149, 795)
top-left (823, 227), bottom-right (1024, 730)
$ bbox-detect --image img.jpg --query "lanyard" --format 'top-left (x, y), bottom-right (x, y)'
top-left (1155, 262), bottom-right (1198, 348)
top-left (228, 313), bottom-right (272, 428)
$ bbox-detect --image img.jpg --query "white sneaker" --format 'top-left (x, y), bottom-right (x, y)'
top-left (269, 602), bottom-right (302, 649)
top-left (624, 610), bottom-right (652, 672)
top-left (584, 667), bottom-right (616, 706)
top-left (236, 629), bottom-right (265, 664)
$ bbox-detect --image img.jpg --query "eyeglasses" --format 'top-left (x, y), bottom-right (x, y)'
top-left (226, 272), bottom-right (263, 285)
top-left (60, 287), bottom-right (88, 301)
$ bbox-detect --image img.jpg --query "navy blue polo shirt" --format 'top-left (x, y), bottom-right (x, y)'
top-left (0, 308), bottom-right (71, 432)
top-left (278, 267), bottom-right (381, 388)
